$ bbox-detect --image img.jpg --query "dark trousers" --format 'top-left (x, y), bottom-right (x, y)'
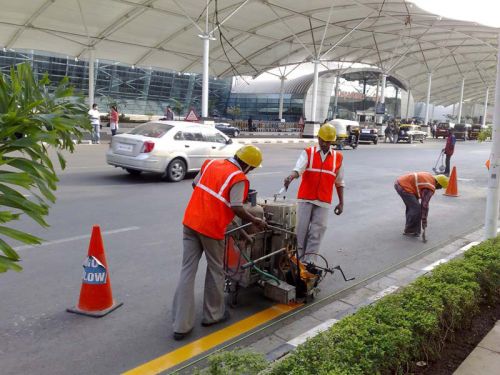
top-left (395, 183), bottom-right (421, 234)
top-left (444, 154), bottom-right (451, 175)
top-left (111, 129), bottom-right (117, 136)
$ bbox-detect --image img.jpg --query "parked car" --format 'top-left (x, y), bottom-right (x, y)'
top-left (435, 122), bottom-right (452, 138)
top-left (397, 124), bottom-right (427, 143)
top-left (358, 125), bottom-right (378, 144)
top-left (453, 123), bottom-right (469, 141)
top-left (468, 124), bottom-right (483, 140)
top-left (215, 123), bottom-right (240, 137)
top-left (106, 121), bottom-right (242, 182)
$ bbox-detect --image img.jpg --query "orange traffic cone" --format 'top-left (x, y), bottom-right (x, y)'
top-left (67, 225), bottom-right (122, 317)
top-left (444, 166), bottom-right (459, 197)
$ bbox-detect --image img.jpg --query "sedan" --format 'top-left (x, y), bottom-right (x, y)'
top-left (397, 125), bottom-right (427, 143)
top-left (358, 127), bottom-right (378, 144)
top-left (215, 123), bottom-right (240, 137)
top-left (106, 121), bottom-right (242, 182)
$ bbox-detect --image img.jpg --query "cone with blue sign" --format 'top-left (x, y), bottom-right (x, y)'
top-left (67, 225), bottom-right (123, 317)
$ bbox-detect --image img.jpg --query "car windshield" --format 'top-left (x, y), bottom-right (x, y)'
top-left (129, 123), bottom-right (174, 138)
top-left (455, 125), bottom-right (466, 130)
top-left (438, 123), bottom-right (449, 129)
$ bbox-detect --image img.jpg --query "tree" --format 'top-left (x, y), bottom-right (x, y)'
top-left (0, 63), bottom-right (90, 273)
top-left (226, 106), bottom-right (241, 120)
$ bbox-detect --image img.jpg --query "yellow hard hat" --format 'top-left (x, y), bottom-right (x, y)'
top-left (236, 145), bottom-right (263, 168)
top-left (435, 174), bottom-right (449, 189)
top-left (317, 123), bottom-right (337, 142)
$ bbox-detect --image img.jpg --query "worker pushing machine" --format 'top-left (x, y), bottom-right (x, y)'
top-left (394, 172), bottom-right (449, 237)
top-left (283, 123), bottom-right (345, 261)
top-left (172, 145), bottom-right (267, 340)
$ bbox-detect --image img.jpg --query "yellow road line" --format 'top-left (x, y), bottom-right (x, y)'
top-left (123, 303), bottom-right (300, 375)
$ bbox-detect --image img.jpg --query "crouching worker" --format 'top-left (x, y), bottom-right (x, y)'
top-left (172, 145), bottom-right (267, 340)
top-left (394, 172), bottom-right (449, 236)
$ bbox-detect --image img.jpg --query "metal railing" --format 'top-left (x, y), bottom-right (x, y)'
top-left (227, 120), bottom-right (302, 133)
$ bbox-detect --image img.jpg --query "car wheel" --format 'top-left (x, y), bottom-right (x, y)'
top-left (373, 137), bottom-right (378, 145)
top-left (408, 136), bottom-right (413, 144)
top-left (420, 138), bottom-right (424, 143)
top-left (234, 130), bottom-right (239, 138)
top-left (165, 158), bottom-right (186, 182)
top-left (126, 168), bottom-right (142, 176)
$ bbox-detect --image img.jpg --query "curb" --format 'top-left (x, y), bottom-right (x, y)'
top-left (247, 227), bottom-right (485, 363)
top-left (236, 139), bottom-right (315, 145)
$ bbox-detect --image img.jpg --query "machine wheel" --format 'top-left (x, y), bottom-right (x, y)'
top-left (126, 168), bottom-right (142, 176)
top-left (165, 158), bottom-right (186, 182)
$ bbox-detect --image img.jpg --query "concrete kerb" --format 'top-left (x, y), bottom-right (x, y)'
top-left (247, 225), bottom-right (487, 365)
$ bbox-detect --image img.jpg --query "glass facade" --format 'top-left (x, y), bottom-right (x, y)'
top-left (0, 50), bottom-right (232, 117)
top-left (225, 93), bottom-right (305, 122)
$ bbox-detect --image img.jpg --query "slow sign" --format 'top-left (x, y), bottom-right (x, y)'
top-left (82, 256), bottom-right (107, 284)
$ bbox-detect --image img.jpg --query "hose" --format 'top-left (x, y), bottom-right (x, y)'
top-left (240, 251), bottom-right (280, 285)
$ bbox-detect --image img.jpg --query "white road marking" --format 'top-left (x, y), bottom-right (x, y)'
top-left (457, 178), bottom-right (474, 182)
top-left (287, 319), bottom-right (339, 347)
top-left (422, 241), bottom-right (480, 271)
top-left (14, 226), bottom-right (140, 251)
top-left (368, 285), bottom-right (399, 302)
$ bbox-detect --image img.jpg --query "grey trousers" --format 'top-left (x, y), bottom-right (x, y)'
top-left (395, 184), bottom-right (422, 234)
top-left (172, 226), bottom-right (225, 333)
top-left (296, 202), bottom-right (329, 261)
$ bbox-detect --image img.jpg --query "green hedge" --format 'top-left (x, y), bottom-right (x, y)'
top-left (267, 238), bottom-right (500, 375)
top-left (202, 237), bottom-right (500, 374)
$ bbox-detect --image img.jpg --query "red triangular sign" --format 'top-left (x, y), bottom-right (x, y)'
top-left (298, 116), bottom-right (304, 126)
top-left (184, 108), bottom-right (200, 122)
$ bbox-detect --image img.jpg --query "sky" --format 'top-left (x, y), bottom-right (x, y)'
top-left (410, 0), bottom-right (500, 28)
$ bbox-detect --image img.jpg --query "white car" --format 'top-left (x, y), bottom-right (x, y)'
top-left (106, 121), bottom-right (242, 181)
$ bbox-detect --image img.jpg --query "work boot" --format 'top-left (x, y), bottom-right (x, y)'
top-left (173, 329), bottom-right (192, 341)
top-left (201, 310), bottom-right (230, 327)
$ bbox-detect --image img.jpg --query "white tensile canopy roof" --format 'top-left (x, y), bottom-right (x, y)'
top-left (0, 0), bottom-right (498, 106)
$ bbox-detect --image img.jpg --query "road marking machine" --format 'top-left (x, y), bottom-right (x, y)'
top-left (224, 190), bottom-right (354, 306)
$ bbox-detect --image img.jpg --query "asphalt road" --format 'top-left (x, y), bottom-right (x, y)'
top-left (0, 139), bottom-right (491, 375)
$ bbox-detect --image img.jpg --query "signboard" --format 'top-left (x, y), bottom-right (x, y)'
top-left (375, 103), bottom-right (386, 115)
top-left (184, 108), bottom-right (200, 122)
top-left (82, 256), bottom-right (107, 284)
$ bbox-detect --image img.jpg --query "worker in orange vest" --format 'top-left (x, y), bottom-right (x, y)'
top-left (172, 145), bottom-right (267, 340)
top-left (394, 172), bottom-right (449, 236)
top-left (283, 123), bottom-right (344, 261)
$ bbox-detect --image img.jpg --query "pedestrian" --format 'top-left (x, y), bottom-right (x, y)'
top-left (110, 105), bottom-right (119, 136)
top-left (443, 128), bottom-right (456, 176)
top-left (247, 116), bottom-right (253, 132)
top-left (384, 123), bottom-right (393, 143)
top-left (172, 145), bottom-right (267, 341)
top-left (283, 123), bottom-right (344, 261)
top-left (164, 106), bottom-right (174, 120)
top-left (392, 123), bottom-right (399, 143)
top-left (394, 172), bottom-right (449, 236)
top-left (88, 103), bottom-right (100, 144)
top-left (431, 123), bottom-right (437, 138)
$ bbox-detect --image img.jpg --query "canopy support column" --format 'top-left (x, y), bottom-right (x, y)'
top-left (484, 34), bottom-right (500, 239)
top-left (483, 87), bottom-right (489, 127)
top-left (424, 72), bottom-right (432, 129)
top-left (201, 35), bottom-right (210, 118)
top-left (311, 60), bottom-right (320, 122)
top-left (333, 72), bottom-right (340, 119)
top-left (278, 75), bottom-right (286, 120)
top-left (88, 48), bottom-right (95, 107)
top-left (377, 73), bottom-right (387, 124)
top-left (458, 78), bottom-right (465, 123)
top-left (405, 88), bottom-right (411, 119)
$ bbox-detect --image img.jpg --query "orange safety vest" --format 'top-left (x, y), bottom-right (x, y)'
top-left (183, 159), bottom-right (249, 240)
top-left (397, 172), bottom-right (436, 199)
top-left (297, 146), bottom-right (343, 204)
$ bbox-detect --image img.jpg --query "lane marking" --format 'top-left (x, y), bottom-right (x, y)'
top-left (15, 226), bottom-right (140, 251)
top-left (422, 241), bottom-right (480, 271)
top-left (368, 285), bottom-right (399, 303)
top-left (123, 303), bottom-right (300, 375)
top-left (287, 318), bottom-right (338, 347)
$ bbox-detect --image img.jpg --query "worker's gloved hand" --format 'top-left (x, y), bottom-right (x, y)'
top-left (283, 174), bottom-right (295, 189)
top-left (334, 203), bottom-right (343, 215)
top-left (252, 217), bottom-right (268, 231)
